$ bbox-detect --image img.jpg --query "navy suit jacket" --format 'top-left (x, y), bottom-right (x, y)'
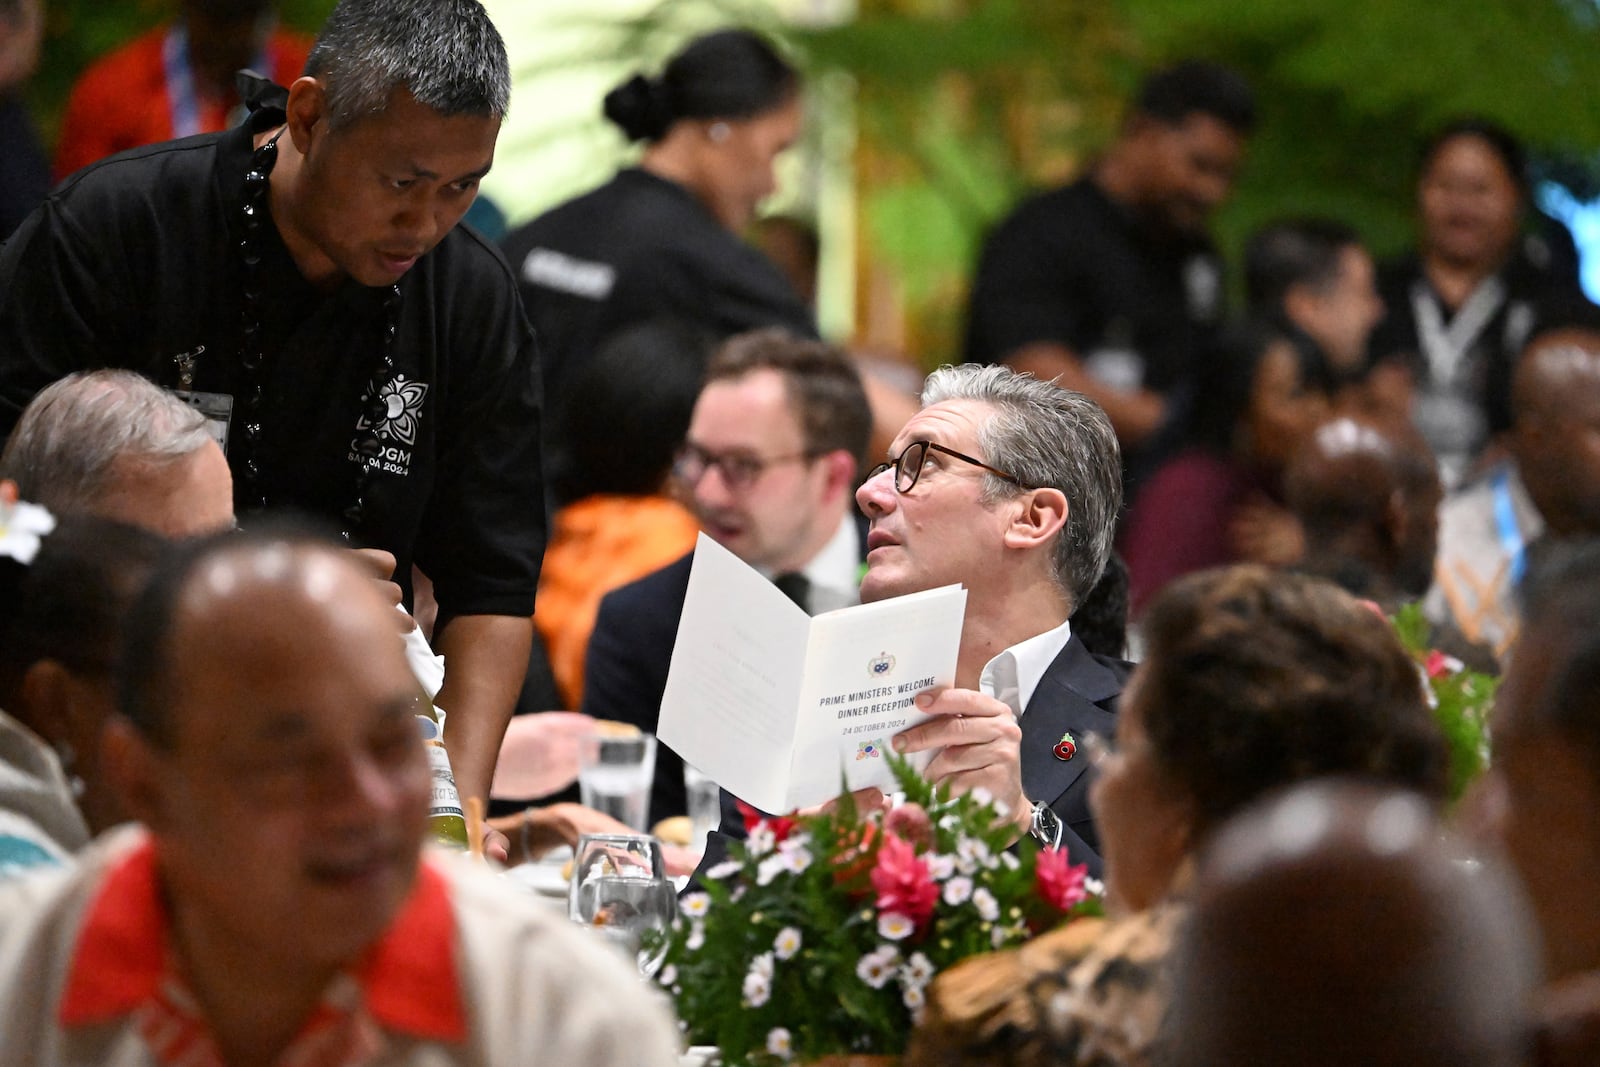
top-left (699, 633), bottom-right (1131, 879)
top-left (1016, 634), bottom-right (1128, 868)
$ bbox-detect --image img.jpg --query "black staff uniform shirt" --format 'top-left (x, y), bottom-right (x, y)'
top-left (0, 112), bottom-right (545, 619)
top-left (502, 167), bottom-right (816, 410)
top-left (965, 177), bottom-right (1225, 476)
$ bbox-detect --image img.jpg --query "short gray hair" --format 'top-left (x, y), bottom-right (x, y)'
top-left (0, 371), bottom-right (214, 515)
top-left (920, 364), bottom-right (1122, 607)
top-left (306, 0), bottom-right (511, 129)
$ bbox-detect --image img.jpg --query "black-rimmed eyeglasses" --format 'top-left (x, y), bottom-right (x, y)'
top-left (674, 442), bottom-right (818, 492)
top-left (864, 440), bottom-right (1026, 494)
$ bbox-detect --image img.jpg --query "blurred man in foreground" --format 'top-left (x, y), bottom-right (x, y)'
top-left (1485, 541), bottom-right (1600, 1064)
top-left (0, 528), bottom-right (678, 1065)
top-left (1168, 779), bottom-right (1535, 1067)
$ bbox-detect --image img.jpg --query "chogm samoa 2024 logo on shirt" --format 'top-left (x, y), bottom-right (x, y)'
top-left (350, 374), bottom-right (430, 476)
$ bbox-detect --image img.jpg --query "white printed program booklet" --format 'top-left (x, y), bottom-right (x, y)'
top-left (657, 533), bottom-right (967, 814)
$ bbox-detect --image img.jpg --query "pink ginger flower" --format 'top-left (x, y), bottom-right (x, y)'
top-left (871, 833), bottom-right (938, 925)
top-left (1035, 846), bottom-right (1090, 912)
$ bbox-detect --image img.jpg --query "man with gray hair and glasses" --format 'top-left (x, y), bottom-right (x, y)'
top-left (855, 364), bottom-right (1130, 873)
top-left (0, 371), bottom-right (234, 539)
top-left (0, 0), bottom-right (543, 821)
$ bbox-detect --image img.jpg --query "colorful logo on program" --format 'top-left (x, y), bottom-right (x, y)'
top-left (857, 740), bottom-right (884, 761)
top-left (868, 652), bottom-right (895, 677)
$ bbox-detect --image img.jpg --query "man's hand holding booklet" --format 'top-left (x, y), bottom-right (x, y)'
top-left (658, 534), bottom-right (965, 814)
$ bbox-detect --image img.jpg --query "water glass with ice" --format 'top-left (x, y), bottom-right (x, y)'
top-left (567, 832), bottom-right (675, 974)
top-left (578, 731), bottom-right (656, 832)
top-left (683, 764), bottom-right (721, 849)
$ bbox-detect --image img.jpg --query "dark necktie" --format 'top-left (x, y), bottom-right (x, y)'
top-left (773, 571), bottom-right (811, 612)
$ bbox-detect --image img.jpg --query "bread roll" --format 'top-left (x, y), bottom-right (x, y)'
top-left (652, 815), bottom-right (692, 846)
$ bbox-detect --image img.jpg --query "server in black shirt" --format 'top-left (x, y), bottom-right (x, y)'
top-left (0, 0), bottom-right (542, 829)
top-left (966, 61), bottom-right (1255, 485)
top-left (502, 29), bottom-right (816, 438)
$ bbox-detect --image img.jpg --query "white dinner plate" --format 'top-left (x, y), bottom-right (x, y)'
top-left (504, 847), bottom-right (572, 898)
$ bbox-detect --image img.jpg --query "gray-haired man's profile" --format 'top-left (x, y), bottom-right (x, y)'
top-left (0, 370), bottom-right (234, 538)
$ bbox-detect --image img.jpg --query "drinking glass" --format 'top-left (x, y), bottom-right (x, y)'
top-left (567, 832), bottom-right (675, 974)
top-left (683, 764), bottom-right (721, 849)
top-left (578, 732), bottom-right (656, 832)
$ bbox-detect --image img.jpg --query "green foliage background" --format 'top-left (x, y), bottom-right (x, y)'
top-left (28, 0), bottom-right (1600, 359)
top-left (800, 0), bottom-right (1600, 356)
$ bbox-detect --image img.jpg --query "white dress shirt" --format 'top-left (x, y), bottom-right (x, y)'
top-left (759, 513), bottom-right (861, 614)
top-left (978, 616), bottom-right (1074, 718)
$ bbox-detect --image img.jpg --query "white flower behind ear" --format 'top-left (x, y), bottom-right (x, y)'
top-left (0, 499), bottom-right (54, 566)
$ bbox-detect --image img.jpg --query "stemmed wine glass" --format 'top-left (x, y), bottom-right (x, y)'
top-left (567, 832), bottom-right (675, 975)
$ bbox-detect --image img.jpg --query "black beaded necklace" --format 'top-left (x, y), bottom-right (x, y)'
top-left (235, 125), bottom-right (402, 543)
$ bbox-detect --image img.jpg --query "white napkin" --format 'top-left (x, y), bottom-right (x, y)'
top-left (402, 619), bottom-right (446, 699)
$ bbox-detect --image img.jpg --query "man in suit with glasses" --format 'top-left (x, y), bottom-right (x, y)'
top-left (581, 328), bottom-right (873, 825)
top-left (853, 363), bottom-right (1130, 873)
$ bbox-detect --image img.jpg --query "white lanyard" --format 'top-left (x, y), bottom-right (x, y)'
top-left (1412, 275), bottom-right (1506, 388)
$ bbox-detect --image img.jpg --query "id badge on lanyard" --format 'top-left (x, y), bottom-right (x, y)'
top-left (170, 343), bottom-right (234, 452)
top-left (176, 390), bottom-right (235, 453)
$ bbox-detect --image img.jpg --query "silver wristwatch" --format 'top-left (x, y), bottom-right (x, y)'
top-left (1029, 801), bottom-right (1064, 849)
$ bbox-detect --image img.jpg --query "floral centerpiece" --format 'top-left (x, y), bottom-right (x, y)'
top-left (1390, 602), bottom-right (1498, 800)
top-left (653, 756), bottom-right (1102, 1065)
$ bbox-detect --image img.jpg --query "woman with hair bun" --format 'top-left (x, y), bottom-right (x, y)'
top-left (502, 29), bottom-right (815, 418)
